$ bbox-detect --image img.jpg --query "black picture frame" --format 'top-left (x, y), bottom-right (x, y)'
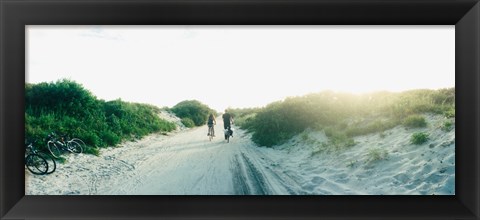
top-left (1, 0), bottom-right (479, 219)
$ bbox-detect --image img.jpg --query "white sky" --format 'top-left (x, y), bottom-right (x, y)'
top-left (26, 26), bottom-right (454, 112)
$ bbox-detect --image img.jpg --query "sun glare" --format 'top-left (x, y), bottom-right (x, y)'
top-left (27, 25), bottom-right (454, 112)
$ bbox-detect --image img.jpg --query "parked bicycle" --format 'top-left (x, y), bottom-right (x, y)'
top-left (25, 141), bottom-right (56, 175)
top-left (46, 132), bottom-right (84, 158)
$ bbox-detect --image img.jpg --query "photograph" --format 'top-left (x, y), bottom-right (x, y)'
top-left (24, 25), bottom-right (456, 195)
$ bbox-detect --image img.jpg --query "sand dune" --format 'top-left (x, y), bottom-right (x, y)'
top-left (258, 114), bottom-right (455, 195)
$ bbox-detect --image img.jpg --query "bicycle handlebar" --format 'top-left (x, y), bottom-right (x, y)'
top-left (48, 132), bottom-right (68, 139)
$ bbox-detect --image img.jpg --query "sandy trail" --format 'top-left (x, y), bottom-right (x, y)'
top-left (25, 119), bottom-right (294, 195)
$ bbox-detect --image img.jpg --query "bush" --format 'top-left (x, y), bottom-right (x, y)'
top-left (25, 79), bottom-right (98, 117)
top-left (25, 79), bottom-right (177, 155)
top-left (181, 118), bottom-right (195, 128)
top-left (100, 130), bottom-right (121, 146)
top-left (231, 112), bottom-right (257, 130)
top-left (444, 108), bottom-right (455, 118)
top-left (403, 115), bottom-right (427, 128)
top-left (226, 107), bottom-right (262, 130)
top-left (77, 130), bottom-right (102, 147)
top-left (171, 100), bottom-right (215, 126)
top-left (442, 121), bottom-right (454, 132)
top-left (411, 132), bottom-right (429, 145)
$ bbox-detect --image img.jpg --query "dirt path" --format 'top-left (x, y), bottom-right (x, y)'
top-left (25, 119), bottom-right (298, 195)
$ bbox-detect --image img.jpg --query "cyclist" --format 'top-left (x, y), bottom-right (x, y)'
top-left (207, 113), bottom-right (216, 137)
top-left (222, 109), bottom-right (234, 139)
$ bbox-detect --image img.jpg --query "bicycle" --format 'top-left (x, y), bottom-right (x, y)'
top-left (46, 132), bottom-right (83, 158)
top-left (29, 141), bottom-right (56, 174)
top-left (224, 126), bottom-right (233, 143)
top-left (70, 137), bottom-right (86, 149)
top-left (208, 125), bottom-right (215, 141)
top-left (25, 141), bottom-right (56, 175)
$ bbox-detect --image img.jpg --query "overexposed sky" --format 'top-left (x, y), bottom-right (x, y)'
top-left (26, 26), bottom-right (454, 112)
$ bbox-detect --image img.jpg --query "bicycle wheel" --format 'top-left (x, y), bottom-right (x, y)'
top-left (225, 130), bottom-right (229, 143)
top-left (25, 154), bottom-right (48, 175)
top-left (47, 141), bottom-right (62, 158)
top-left (208, 127), bottom-right (214, 141)
top-left (40, 153), bottom-right (56, 174)
top-left (67, 141), bottom-right (83, 154)
top-left (70, 138), bottom-right (86, 149)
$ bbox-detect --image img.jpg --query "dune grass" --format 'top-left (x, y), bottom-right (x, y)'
top-left (403, 115), bottom-right (428, 128)
top-left (230, 88), bottom-right (454, 147)
top-left (367, 148), bottom-right (389, 162)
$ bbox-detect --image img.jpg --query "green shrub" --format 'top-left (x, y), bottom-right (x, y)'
top-left (25, 79), bottom-right (176, 155)
top-left (411, 132), bottom-right (429, 145)
top-left (232, 113), bottom-right (257, 130)
top-left (226, 107), bottom-right (262, 118)
top-left (444, 108), bottom-right (455, 118)
top-left (25, 79), bottom-right (98, 117)
top-left (442, 121), bottom-right (454, 131)
top-left (224, 108), bottom-right (258, 130)
top-left (100, 130), bottom-right (121, 146)
top-left (181, 118), bottom-right (195, 128)
top-left (171, 100), bottom-right (215, 126)
top-left (403, 115), bottom-right (427, 128)
top-left (79, 130), bottom-right (102, 147)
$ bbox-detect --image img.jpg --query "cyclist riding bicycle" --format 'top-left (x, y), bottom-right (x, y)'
top-left (207, 113), bottom-right (216, 137)
top-left (222, 109), bottom-right (234, 140)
